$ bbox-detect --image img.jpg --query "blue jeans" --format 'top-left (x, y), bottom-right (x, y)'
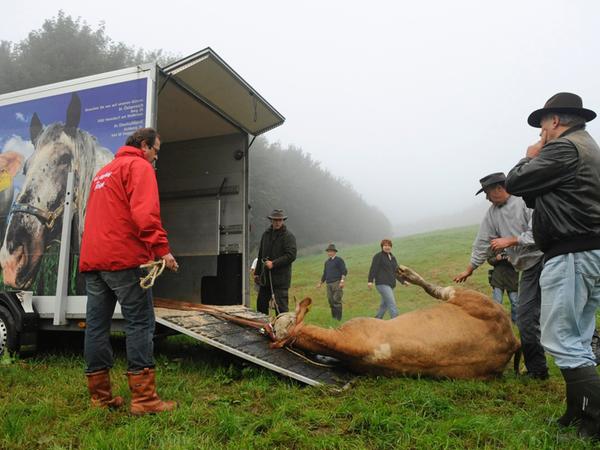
top-left (540, 251), bottom-right (600, 369)
top-left (84, 269), bottom-right (155, 373)
top-left (492, 287), bottom-right (519, 322)
top-left (375, 284), bottom-right (398, 319)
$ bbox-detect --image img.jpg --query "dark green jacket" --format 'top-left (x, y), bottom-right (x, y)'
top-left (255, 225), bottom-right (297, 289)
top-left (486, 251), bottom-right (519, 292)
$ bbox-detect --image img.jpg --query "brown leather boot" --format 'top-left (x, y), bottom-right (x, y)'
top-left (86, 369), bottom-right (124, 409)
top-left (127, 368), bottom-right (177, 415)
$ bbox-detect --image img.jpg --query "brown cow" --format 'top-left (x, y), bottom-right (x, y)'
top-left (271, 265), bottom-right (520, 379)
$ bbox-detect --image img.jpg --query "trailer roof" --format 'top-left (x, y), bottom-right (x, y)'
top-left (161, 48), bottom-right (285, 137)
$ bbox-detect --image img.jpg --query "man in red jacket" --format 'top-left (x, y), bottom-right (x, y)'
top-left (79, 127), bottom-right (178, 415)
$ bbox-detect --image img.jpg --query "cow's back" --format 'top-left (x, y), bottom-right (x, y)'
top-left (317, 288), bottom-right (519, 378)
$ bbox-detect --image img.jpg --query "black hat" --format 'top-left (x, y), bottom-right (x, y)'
top-left (527, 92), bottom-right (596, 128)
top-left (476, 172), bottom-right (506, 195)
top-left (267, 209), bottom-right (287, 220)
top-left (325, 244), bottom-right (338, 252)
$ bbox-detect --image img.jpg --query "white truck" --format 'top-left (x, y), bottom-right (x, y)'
top-left (0, 48), bottom-right (285, 355)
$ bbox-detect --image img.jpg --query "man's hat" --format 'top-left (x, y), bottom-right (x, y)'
top-left (527, 92), bottom-right (596, 128)
top-left (267, 209), bottom-right (287, 220)
top-left (325, 243), bottom-right (338, 252)
top-left (476, 172), bottom-right (506, 195)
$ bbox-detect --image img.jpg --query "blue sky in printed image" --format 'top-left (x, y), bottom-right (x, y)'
top-left (0, 78), bottom-right (147, 154)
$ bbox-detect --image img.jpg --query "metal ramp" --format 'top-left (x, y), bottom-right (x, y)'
top-left (154, 305), bottom-right (353, 387)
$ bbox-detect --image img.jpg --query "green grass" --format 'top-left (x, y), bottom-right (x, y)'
top-left (1, 225), bottom-right (597, 449)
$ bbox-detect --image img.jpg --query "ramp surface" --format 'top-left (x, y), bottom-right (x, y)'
top-left (155, 305), bottom-right (353, 387)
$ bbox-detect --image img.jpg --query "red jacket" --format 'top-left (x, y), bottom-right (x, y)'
top-left (79, 146), bottom-right (171, 272)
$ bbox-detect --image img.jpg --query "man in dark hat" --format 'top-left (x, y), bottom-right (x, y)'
top-left (254, 209), bottom-right (297, 315)
top-left (507, 93), bottom-right (600, 438)
top-left (454, 171), bottom-right (548, 380)
top-left (317, 244), bottom-right (348, 320)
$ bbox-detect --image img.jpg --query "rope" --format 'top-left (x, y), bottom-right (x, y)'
top-left (267, 269), bottom-right (281, 316)
top-left (284, 347), bottom-right (336, 368)
top-left (139, 259), bottom-right (166, 289)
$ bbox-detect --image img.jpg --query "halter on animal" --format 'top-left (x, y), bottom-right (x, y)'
top-left (9, 202), bottom-right (66, 229)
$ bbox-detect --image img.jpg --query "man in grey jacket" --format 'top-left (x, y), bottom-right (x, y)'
top-left (454, 172), bottom-right (548, 380)
top-left (507, 93), bottom-right (600, 438)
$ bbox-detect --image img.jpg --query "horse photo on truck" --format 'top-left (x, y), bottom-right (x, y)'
top-left (0, 78), bottom-right (149, 295)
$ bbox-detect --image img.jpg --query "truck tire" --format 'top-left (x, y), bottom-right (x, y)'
top-left (0, 305), bottom-right (19, 356)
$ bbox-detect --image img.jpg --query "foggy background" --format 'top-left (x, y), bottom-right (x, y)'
top-left (3, 0), bottom-right (599, 236)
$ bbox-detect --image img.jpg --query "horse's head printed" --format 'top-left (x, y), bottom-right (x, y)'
top-left (0, 93), bottom-right (113, 289)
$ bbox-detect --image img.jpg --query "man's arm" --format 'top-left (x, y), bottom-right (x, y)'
top-left (506, 140), bottom-right (578, 198)
top-left (127, 160), bottom-right (170, 256)
top-left (454, 211), bottom-right (496, 282)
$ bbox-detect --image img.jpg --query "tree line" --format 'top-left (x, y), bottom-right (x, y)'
top-left (1, 11), bottom-right (392, 250)
top-left (248, 138), bottom-right (391, 249)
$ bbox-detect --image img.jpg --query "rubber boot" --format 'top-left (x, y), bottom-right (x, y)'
top-left (86, 369), bottom-right (124, 409)
top-left (559, 366), bottom-right (600, 439)
top-left (127, 368), bottom-right (177, 415)
top-left (332, 306), bottom-right (342, 321)
top-left (558, 368), bottom-right (585, 427)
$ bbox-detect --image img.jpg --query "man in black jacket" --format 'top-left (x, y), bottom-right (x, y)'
top-left (254, 209), bottom-right (297, 315)
top-left (506, 92), bottom-right (600, 438)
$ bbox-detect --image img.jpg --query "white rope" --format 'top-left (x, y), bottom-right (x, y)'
top-left (139, 259), bottom-right (166, 289)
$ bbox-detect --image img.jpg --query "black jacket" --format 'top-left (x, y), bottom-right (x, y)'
top-left (506, 126), bottom-right (600, 259)
top-left (255, 225), bottom-right (297, 289)
top-left (368, 251), bottom-right (399, 288)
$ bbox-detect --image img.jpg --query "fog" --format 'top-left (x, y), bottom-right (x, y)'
top-left (4, 0), bottom-right (599, 230)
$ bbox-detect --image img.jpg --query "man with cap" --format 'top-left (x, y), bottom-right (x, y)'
top-left (317, 244), bottom-right (348, 321)
top-left (254, 209), bottom-right (297, 315)
top-left (454, 172), bottom-right (548, 380)
top-left (506, 93), bottom-right (600, 438)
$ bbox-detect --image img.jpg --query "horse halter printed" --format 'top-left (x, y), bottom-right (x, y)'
top-left (9, 202), bottom-right (66, 230)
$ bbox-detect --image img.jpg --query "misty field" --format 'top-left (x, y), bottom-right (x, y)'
top-left (1, 226), bottom-right (598, 449)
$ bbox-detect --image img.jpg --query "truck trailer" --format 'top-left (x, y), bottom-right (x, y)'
top-left (0, 47), bottom-right (285, 355)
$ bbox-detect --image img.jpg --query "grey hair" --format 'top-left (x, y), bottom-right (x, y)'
top-left (542, 113), bottom-right (586, 127)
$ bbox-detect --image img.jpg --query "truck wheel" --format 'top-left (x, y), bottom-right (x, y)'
top-left (0, 305), bottom-right (18, 356)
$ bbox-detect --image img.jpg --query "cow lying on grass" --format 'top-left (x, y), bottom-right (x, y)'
top-left (271, 265), bottom-right (520, 379)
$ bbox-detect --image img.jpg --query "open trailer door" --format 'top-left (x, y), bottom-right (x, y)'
top-left (161, 47), bottom-right (285, 137)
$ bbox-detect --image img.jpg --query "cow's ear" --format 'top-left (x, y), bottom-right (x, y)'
top-left (30, 113), bottom-right (43, 145)
top-left (295, 297), bottom-right (312, 324)
top-left (65, 93), bottom-right (81, 137)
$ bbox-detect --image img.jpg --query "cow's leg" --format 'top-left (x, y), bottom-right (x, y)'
top-left (397, 265), bottom-right (455, 301)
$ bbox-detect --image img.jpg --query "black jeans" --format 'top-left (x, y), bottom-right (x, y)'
top-left (517, 260), bottom-right (549, 375)
top-left (84, 269), bottom-right (155, 373)
top-left (256, 286), bottom-right (289, 315)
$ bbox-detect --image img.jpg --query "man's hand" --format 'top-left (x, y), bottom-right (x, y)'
top-left (339, 279), bottom-right (345, 289)
top-left (265, 260), bottom-right (274, 270)
top-left (316, 282), bottom-right (323, 288)
top-left (161, 253), bottom-right (179, 272)
top-left (490, 236), bottom-right (518, 252)
top-left (526, 129), bottom-right (548, 159)
top-left (367, 282), bottom-right (373, 290)
top-left (453, 266), bottom-right (474, 283)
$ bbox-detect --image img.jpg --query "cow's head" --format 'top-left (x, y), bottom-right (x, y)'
top-left (270, 297), bottom-right (312, 348)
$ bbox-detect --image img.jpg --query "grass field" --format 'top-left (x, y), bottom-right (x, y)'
top-left (1, 226), bottom-right (598, 449)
